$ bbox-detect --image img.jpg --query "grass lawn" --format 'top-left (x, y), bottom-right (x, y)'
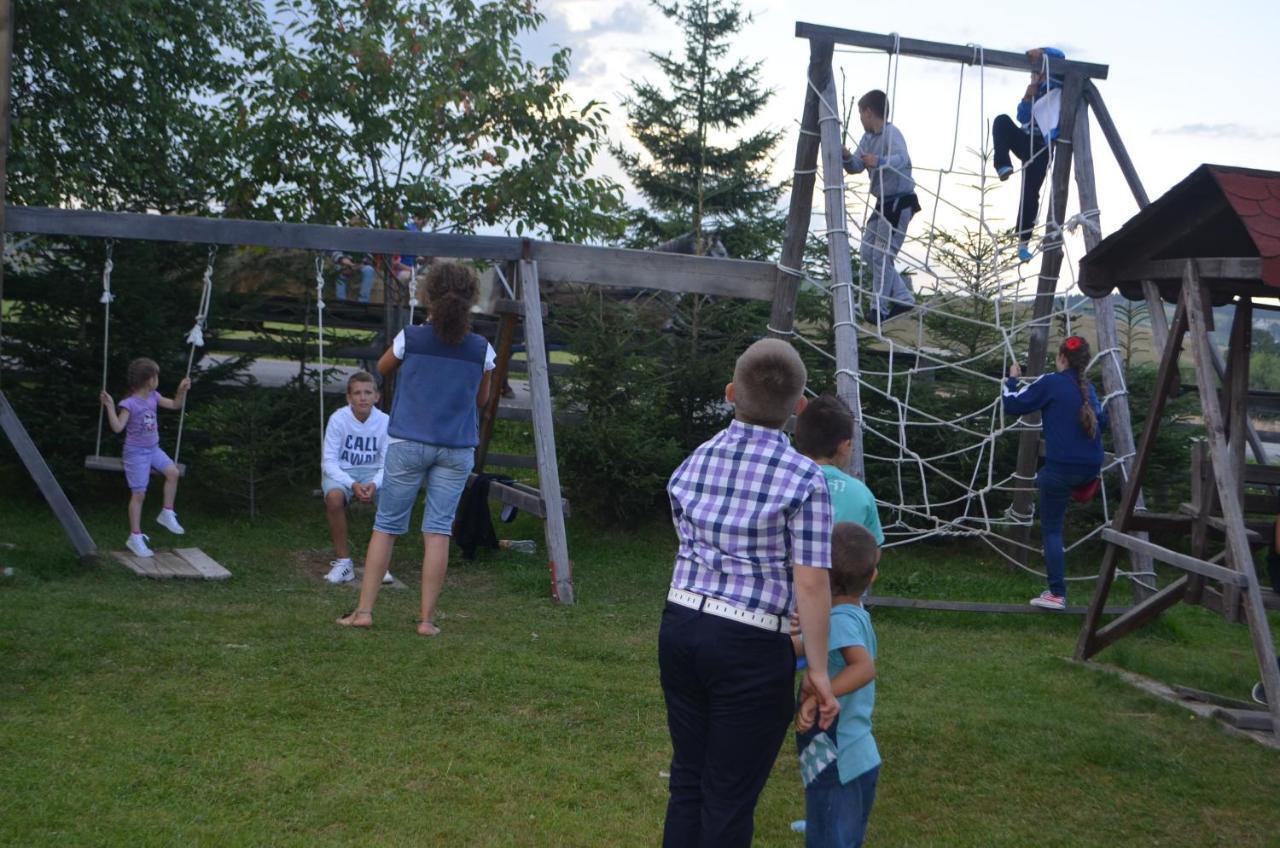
top-left (2, 484), bottom-right (1279, 847)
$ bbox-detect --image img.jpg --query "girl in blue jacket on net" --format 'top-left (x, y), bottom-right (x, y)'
top-left (1002, 335), bottom-right (1109, 609)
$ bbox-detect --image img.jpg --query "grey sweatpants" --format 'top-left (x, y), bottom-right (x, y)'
top-left (860, 206), bottom-right (914, 317)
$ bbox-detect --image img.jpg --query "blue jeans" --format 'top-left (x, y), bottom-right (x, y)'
top-left (373, 440), bottom-right (474, 536)
top-left (805, 764), bottom-right (879, 848)
top-left (1038, 461), bottom-right (1100, 598)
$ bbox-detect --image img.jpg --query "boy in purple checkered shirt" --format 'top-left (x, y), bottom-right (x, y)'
top-left (659, 338), bottom-right (839, 848)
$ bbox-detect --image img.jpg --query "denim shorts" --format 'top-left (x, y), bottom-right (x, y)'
top-left (373, 440), bottom-right (474, 536)
top-left (322, 465), bottom-right (381, 505)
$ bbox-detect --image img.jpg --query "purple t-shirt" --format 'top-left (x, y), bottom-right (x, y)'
top-left (119, 392), bottom-right (160, 448)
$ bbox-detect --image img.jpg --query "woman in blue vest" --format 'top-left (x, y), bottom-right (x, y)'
top-left (1002, 335), bottom-right (1109, 610)
top-left (338, 262), bottom-right (496, 635)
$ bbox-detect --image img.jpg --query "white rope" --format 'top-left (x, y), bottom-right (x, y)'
top-left (315, 254), bottom-right (327, 460)
top-left (93, 241), bottom-right (115, 459)
top-left (173, 246), bottom-right (217, 466)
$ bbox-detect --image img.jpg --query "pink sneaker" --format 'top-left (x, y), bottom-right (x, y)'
top-left (1030, 591), bottom-right (1066, 611)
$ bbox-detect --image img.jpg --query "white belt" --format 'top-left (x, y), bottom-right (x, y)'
top-left (667, 587), bottom-right (786, 633)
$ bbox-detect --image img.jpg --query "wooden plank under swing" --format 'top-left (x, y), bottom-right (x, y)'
top-left (110, 546), bottom-right (230, 581)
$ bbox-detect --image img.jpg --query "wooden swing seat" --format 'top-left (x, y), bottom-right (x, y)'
top-left (84, 455), bottom-right (187, 476)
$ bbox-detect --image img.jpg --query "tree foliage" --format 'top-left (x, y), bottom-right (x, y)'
top-left (613, 0), bottom-right (783, 259)
top-left (10, 0), bottom-right (269, 212)
top-left (232, 0), bottom-right (623, 240)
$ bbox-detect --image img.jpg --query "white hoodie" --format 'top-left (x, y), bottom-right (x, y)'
top-left (322, 405), bottom-right (389, 488)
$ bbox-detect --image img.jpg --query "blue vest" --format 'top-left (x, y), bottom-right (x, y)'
top-left (388, 324), bottom-right (488, 448)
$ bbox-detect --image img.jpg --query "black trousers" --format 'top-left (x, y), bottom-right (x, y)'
top-left (992, 113), bottom-right (1050, 242)
top-left (658, 602), bottom-right (796, 848)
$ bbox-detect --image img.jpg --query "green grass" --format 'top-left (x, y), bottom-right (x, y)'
top-left (2, 488), bottom-right (1278, 846)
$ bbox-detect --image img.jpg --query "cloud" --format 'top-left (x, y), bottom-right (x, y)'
top-left (1154, 122), bottom-right (1280, 141)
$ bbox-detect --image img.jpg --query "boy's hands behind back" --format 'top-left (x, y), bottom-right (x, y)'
top-left (801, 669), bottom-right (840, 730)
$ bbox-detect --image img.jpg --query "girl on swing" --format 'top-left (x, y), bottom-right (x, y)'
top-left (100, 357), bottom-right (191, 557)
top-left (1002, 335), bottom-right (1109, 610)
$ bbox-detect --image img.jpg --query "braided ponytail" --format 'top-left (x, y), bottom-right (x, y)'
top-left (1060, 336), bottom-right (1097, 439)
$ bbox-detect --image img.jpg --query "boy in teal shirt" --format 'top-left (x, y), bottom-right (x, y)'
top-left (795, 394), bottom-right (884, 544)
top-left (793, 522), bottom-right (881, 847)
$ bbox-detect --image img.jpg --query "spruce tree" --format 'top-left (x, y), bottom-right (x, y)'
top-left (614, 0), bottom-right (783, 260)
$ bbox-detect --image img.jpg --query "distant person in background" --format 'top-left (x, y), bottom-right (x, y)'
top-left (992, 47), bottom-right (1066, 264)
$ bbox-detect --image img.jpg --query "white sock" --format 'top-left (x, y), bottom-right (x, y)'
top-left (161, 508), bottom-right (176, 516)
top-left (131, 532), bottom-right (144, 538)
top-left (335, 557), bottom-right (353, 566)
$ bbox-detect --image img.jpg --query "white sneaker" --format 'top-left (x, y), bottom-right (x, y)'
top-left (126, 534), bottom-right (155, 558)
top-left (383, 570), bottom-right (396, 585)
top-left (156, 509), bottom-right (185, 535)
top-left (325, 560), bottom-right (355, 584)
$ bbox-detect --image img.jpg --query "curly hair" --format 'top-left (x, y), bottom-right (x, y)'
top-left (425, 262), bottom-right (478, 345)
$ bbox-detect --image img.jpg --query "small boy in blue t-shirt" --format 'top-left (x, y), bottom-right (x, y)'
top-left (792, 522), bottom-right (881, 848)
top-left (795, 394), bottom-right (884, 545)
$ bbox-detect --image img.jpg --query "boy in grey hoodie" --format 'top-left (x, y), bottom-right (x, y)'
top-left (842, 89), bottom-right (920, 324)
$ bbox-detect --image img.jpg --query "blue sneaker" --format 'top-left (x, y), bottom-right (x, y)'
top-left (997, 165), bottom-right (1014, 181)
top-left (1017, 245), bottom-right (1034, 264)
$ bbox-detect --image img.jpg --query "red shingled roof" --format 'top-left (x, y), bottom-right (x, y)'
top-left (1210, 167), bottom-right (1280, 286)
top-left (1079, 164), bottom-right (1280, 298)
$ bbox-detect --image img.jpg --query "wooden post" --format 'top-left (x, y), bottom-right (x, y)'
top-left (1183, 266), bottom-right (1280, 732)
top-left (1221, 299), bottom-right (1252, 620)
top-left (1075, 296), bottom-right (1189, 660)
top-left (1007, 71), bottom-right (1085, 554)
top-left (768, 39), bottom-right (831, 341)
top-left (1084, 83), bottom-right (1269, 468)
top-left (1186, 439), bottom-right (1209, 606)
top-left (518, 247), bottom-right (573, 604)
top-left (815, 66), bottom-right (864, 479)
top-left (1071, 109), bottom-right (1154, 599)
top-left (0, 391), bottom-right (97, 561)
top-left (1079, 81), bottom-right (1170, 355)
top-left (475, 261), bottom-right (519, 472)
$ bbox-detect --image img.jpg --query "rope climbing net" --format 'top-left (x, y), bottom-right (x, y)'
top-left (779, 42), bottom-right (1151, 589)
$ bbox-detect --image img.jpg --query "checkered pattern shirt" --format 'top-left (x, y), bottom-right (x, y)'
top-left (668, 420), bottom-right (832, 615)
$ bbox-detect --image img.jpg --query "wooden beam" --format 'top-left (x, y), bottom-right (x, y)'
top-left (1080, 82), bottom-right (1169, 356)
top-left (816, 67), bottom-right (865, 479)
top-left (1100, 529), bottom-right (1249, 587)
top-left (1086, 575), bottom-right (1189, 657)
top-left (6, 205), bottom-right (522, 260)
top-left (769, 39), bottom-right (831, 339)
top-left (869, 596), bottom-right (1128, 615)
top-left (1107, 258), bottom-right (1263, 284)
top-left (531, 241), bottom-right (776, 301)
top-left (0, 390), bottom-right (97, 561)
top-left (520, 254), bottom-right (573, 604)
top-left (1008, 71), bottom-right (1086, 550)
top-left (1073, 109), bottom-right (1154, 599)
top-left (1075, 297), bottom-right (1189, 659)
top-left (1184, 263), bottom-right (1280, 733)
top-left (1081, 82), bottom-right (1148, 205)
top-left (793, 22), bottom-right (1109, 79)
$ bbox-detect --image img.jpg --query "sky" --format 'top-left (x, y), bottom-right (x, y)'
top-left (518, 0), bottom-right (1280, 284)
